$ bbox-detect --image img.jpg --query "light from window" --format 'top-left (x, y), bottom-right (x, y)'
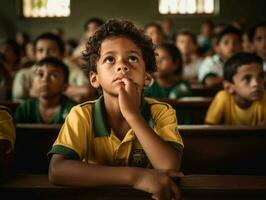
top-left (159, 0), bottom-right (216, 14)
top-left (22, 0), bottom-right (71, 18)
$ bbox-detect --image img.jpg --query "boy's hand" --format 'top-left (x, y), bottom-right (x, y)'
top-left (133, 169), bottom-right (183, 200)
top-left (118, 77), bottom-right (142, 119)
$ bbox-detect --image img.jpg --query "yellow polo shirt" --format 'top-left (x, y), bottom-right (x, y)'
top-left (0, 106), bottom-right (16, 151)
top-left (205, 90), bottom-right (266, 125)
top-left (48, 97), bottom-right (183, 167)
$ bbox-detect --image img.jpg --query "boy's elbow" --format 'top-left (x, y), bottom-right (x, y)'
top-left (48, 155), bottom-right (65, 185)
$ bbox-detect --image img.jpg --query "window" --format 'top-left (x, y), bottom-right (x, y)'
top-left (159, 0), bottom-right (219, 15)
top-left (22, 0), bottom-right (71, 18)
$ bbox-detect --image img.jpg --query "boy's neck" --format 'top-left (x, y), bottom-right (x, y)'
top-left (182, 54), bottom-right (192, 65)
top-left (39, 96), bottom-right (62, 108)
top-left (232, 94), bottom-right (253, 109)
top-left (103, 94), bottom-right (130, 139)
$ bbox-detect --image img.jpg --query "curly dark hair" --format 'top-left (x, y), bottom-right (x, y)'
top-left (82, 19), bottom-right (157, 73)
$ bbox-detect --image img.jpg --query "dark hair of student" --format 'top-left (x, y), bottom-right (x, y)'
top-left (216, 26), bottom-right (242, 45)
top-left (248, 21), bottom-right (266, 42)
top-left (84, 17), bottom-right (105, 31)
top-left (156, 43), bottom-right (183, 76)
top-left (35, 57), bottom-right (69, 83)
top-left (34, 32), bottom-right (65, 55)
top-left (4, 39), bottom-right (21, 65)
top-left (144, 22), bottom-right (163, 33)
top-left (224, 52), bottom-right (263, 83)
top-left (175, 29), bottom-right (197, 45)
top-left (83, 19), bottom-right (157, 73)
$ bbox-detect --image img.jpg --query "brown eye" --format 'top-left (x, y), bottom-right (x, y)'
top-left (128, 55), bottom-right (138, 63)
top-left (104, 56), bottom-right (115, 64)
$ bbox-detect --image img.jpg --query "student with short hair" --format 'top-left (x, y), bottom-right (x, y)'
top-left (12, 32), bottom-right (97, 103)
top-left (198, 26), bottom-right (242, 88)
top-left (0, 106), bottom-right (15, 178)
top-left (48, 19), bottom-right (183, 200)
top-left (248, 21), bottom-right (266, 72)
top-left (144, 22), bottom-right (165, 46)
top-left (15, 57), bottom-right (75, 124)
top-left (145, 43), bottom-right (191, 99)
top-left (205, 52), bottom-right (266, 125)
top-left (175, 30), bottom-right (203, 80)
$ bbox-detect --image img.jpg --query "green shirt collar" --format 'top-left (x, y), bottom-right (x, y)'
top-left (92, 96), bottom-right (154, 137)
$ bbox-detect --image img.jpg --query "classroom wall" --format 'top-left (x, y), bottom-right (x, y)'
top-left (0, 0), bottom-right (265, 41)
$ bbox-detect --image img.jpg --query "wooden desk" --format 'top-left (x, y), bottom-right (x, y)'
top-left (1, 174), bottom-right (265, 200)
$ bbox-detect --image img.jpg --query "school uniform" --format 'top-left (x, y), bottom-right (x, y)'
top-left (205, 90), bottom-right (266, 125)
top-left (48, 96), bottom-right (184, 167)
top-left (15, 96), bottom-right (75, 124)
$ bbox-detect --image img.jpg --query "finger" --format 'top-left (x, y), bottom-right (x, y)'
top-left (170, 181), bottom-right (181, 200)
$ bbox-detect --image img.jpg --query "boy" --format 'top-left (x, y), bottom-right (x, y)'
top-left (198, 26), bottom-right (242, 88)
top-left (48, 20), bottom-right (183, 200)
top-left (205, 52), bottom-right (266, 125)
top-left (248, 21), bottom-right (266, 72)
top-left (15, 57), bottom-right (75, 124)
top-left (0, 106), bottom-right (15, 178)
top-left (175, 30), bottom-right (203, 80)
top-left (144, 22), bottom-right (165, 46)
top-left (12, 32), bottom-right (97, 103)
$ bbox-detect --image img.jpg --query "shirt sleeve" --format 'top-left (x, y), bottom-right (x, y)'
top-left (205, 91), bottom-right (226, 124)
top-left (152, 103), bottom-right (184, 154)
top-left (0, 108), bottom-right (16, 151)
top-left (48, 105), bottom-right (91, 160)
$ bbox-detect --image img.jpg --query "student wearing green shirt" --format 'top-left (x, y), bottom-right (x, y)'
top-left (145, 43), bottom-right (191, 99)
top-left (15, 57), bottom-right (75, 124)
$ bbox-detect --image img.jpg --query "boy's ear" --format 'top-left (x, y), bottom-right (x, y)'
top-left (90, 71), bottom-right (100, 89)
top-left (223, 80), bottom-right (235, 94)
top-left (144, 73), bottom-right (152, 86)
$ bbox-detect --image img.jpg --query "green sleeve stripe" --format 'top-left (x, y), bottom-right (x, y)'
top-left (167, 141), bottom-right (183, 155)
top-left (47, 145), bottom-right (80, 160)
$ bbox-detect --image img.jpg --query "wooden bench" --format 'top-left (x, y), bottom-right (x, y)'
top-left (13, 124), bottom-right (61, 174)
top-left (159, 97), bottom-right (212, 124)
top-left (13, 124), bottom-right (266, 175)
top-left (179, 125), bottom-right (266, 175)
top-left (190, 84), bottom-right (221, 97)
top-left (1, 174), bottom-right (266, 199)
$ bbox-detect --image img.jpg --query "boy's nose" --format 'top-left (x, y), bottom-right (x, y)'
top-left (115, 65), bottom-right (129, 74)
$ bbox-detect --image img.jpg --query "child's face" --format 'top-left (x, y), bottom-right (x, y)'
top-left (155, 47), bottom-right (178, 78)
top-left (34, 64), bottom-right (67, 98)
top-left (145, 26), bottom-right (164, 45)
top-left (253, 26), bottom-right (266, 57)
top-left (35, 39), bottom-right (62, 61)
top-left (175, 34), bottom-right (196, 56)
top-left (217, 34), bottom-right (241, 61)
top-left (229, 62), bottom-right (264, 103)
top-left (242, 33), bottom-right (254, 53)
top-left (91, 37), bottom-right (147, 97)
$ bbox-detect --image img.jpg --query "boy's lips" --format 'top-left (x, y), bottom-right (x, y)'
top-left (250, 90), bottom-right (263, 98)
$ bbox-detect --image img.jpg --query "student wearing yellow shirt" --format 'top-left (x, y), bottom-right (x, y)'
top-left (0, 106), bottom-right (15, 178)
top-left (205, 52), bottom-right (266, 125)
top-left (48, 20), bottom-right (183, 200)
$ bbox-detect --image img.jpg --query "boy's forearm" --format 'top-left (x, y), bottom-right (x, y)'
top-left (125, 113), bottom-right (181, 170)
top-left (49, 155), bottom-right (143, 187)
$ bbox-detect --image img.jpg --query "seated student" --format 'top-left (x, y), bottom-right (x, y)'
top-left (0, 57), bottom-right (12, 100)
top-left (15, 57), bottom-right (75, 124)
top-left (12, 32), bottom-right (97, 103)
top-left (205, 52), bottom-right (266, 125)
top-left (48, 20), bottom-right (183, 200)
top-left (144, 22), bottom-right (165, 46)
top-left (145, 43), bottom-right (191, 99)
top-left (175, 30), bottom-right (203, 81)
top-left (198, 26), bottom-right (242, 88)
top-left (0, 106), bottom-right (15, 178)
top-left (248, 21), bottom-right (266, 73)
